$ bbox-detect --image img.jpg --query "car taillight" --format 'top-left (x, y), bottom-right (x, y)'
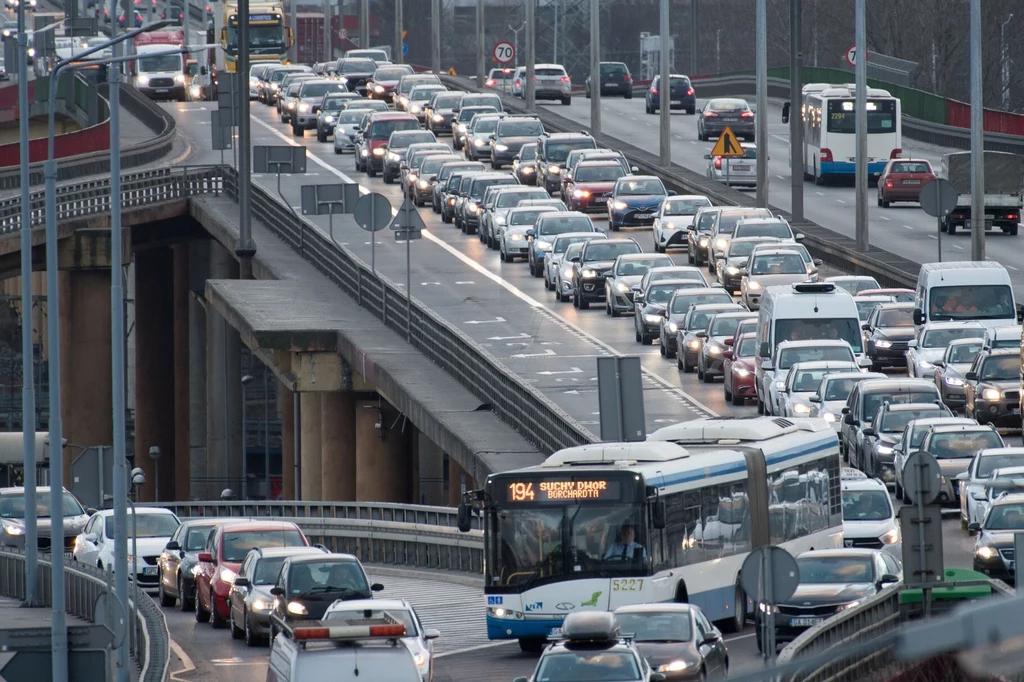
top-left (890, 148), bottom-right (902, 159)
top-left (624, 74), bottom-right (631, 81)
top-left (704, 111), bottom-right (718, 117)
top-left (820, 148), bottom-right (833, 162)
top-left (1008, 212), bottom-right (1020, 221)
top-left (884, 180), bottom-right (894, 189)
top-left (651, 87), bottom-right (658, 94)
top-left (714, 157), bottom-right (722, 170)
top-left (741, 111), bottom-right (754, 118)
top-left (485, 79), bottom-right (496, 87)
top-left (560, 76), bottom-right (571, 82)
top-left (687, 88), bottom-right (694, 96)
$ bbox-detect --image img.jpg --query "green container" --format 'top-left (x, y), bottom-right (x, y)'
top-left (899, 568), bottom-right (995, 605)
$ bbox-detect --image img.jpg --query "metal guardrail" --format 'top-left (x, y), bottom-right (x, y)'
top-left (140, 500), bottom-right (485, 575)
top-left (0, 548), bottom-right (170, 682)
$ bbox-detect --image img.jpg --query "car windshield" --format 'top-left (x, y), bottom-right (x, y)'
top-left (271, 69), bottom-right (303, 82)
top-left (778, 347), bottom-right (853, 370)
top-left (823, 378), bottom-right (859, 402)
top-left (520, 145), bottom-right (537, 160)
top-left (541, 217), bottom-right (595, 236)
top-left (497, 192), bottom-right (543, 208)
top-left (511, 210), bottom-right (555, 227)
top-left (796, 556), bottom-right (874, 583)
top-left (139, 54), bottom-right (181, 71)
top-left (374, 68), bottom-right (410, 80)
top-left (671, 292), bottom-right (732, 314)
top-left (736, 223), bottom-right (792, 239)
top-left (980, 355), bottom-right (1020, 380)
top-left (774, 319), bottom-right (863, 353)
top-left (710, 316), bottom-right (745, 337)
top-left (651, 270), bottom-right (704, 284)
top-left (410, 87), bottom-right (444, 101)
top-left (473, 118), bottom-right (500, 134)
top-left (534, 652), bottom-right (641, 682)
top-left (857, 301), bottom-right (886, 320)
top-left (751, 253), bottom-right (805, 275)
top-left (842, 490), bottom-right (891, 521)
top-left (420, 158), bottom-right (449, 174)
top-left (391, 132), bottom-right (435, 148)
top-left (877, 309), bottom-right (913, 327)
top-left (370, 120), bottom-right (419, 139)
top-left (338, 59), bottom-right (375, 73)
top-left (881, 409), bottom-right (945, 433)
top-left (728, 241), bottom-right (769, 257)
top-left (979, 455), bottom-right (1024, 478)
top-left (499, 120), bottom-right (544, 136)
top-left (984, 503), bottom-right (1024, 531)
top-left (832, 278), bottom-right (880, 295)
top-left (325, 608), bottom-right (418, 634)
top-left (687, 310), bottom-right (717, 330)
top-left (303, 83), bottom-right (344, 98)
top-left (791, 368), bottom-right (838, 392)
top-left (614, 612), bottom-right (692, 643)
top-left (663, 198), bottom-right (709, 216)
top-left (432, 94), bottom-right (462, 108)
top-left (471, 178), bottom-right (516, 199)
top-left (709, 99), bottom-right (749, 112)
top-left (584, 242), bottom-right (640, 261)
top-left (615, 259), bottom-right (664, 276)
top-left (717, 210), bottom-right (771, 233)
top-left (862, 391), bottom-right (939, 421)
top-left (0, 492), bottom-right (84, 519)
top-left (463, 95), bottom-right (501, 109)
top-left (547, 140), bottom-right (596, 163)
top-left (253, 557), bottom-right (287, 585)
top-left (928, 431), bottom-right (1004, 459)
top-left (287, 560), bottom-right (369, 596)
top-left (322, 98), bottom-right (347, 111)
top-left (646, 284), bottom-right (680, 304)
top-left (576, 165), bottom-right (625, 182)
top-left (617, 178), bottom-right (666, 195)
top-left (922, 327), bottom-right (986, 348)
top-left (221, 528), bottom-right (306, 562)
top-left (737, 336), bottom-right (757, 357)
top-left (105, 513), bottom-right (179, 539)
top-left (458, 107), bottom-right (496, 122)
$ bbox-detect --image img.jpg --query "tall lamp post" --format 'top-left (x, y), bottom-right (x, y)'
top-left (128, 468), bottom-right (145, 659)
top-left (241, 374), bottom-right (253, 498)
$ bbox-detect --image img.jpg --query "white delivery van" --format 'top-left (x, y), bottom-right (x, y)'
top-left (913, 261), bottom-right (1018, 331)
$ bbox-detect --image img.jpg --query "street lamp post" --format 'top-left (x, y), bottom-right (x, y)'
top-left (129, 468), bottom-right (145, 658)
top-left (241, 374), bottom-right (254, 498)
top-left (1001, 14), bottom-right (1014, 111)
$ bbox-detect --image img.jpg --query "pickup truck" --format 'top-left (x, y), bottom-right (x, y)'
top-left (941, 151), bottom-right (1024, 236)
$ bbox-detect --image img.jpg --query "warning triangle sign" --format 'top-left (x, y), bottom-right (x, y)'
top-left (710, 126), bottom-right (744, 157)
top-left (392, 198), bottom-right (427, 231)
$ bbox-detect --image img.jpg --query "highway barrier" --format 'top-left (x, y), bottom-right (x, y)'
top-left (141, 500), bottom-right (485, 575)
top-left (0, 547), bottom-right (170, 682)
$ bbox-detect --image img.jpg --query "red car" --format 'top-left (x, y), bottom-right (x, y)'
top-left (876, 159), bottom-right (935, 207)
top-left (564, 161), bottom-right (627, 213)
top-left (724, 332), bottom-right (758, 406)
top-left (194, 520), bottom-right (308, 628)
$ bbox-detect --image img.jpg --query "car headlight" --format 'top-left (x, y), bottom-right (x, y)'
top-left (467, 202), bottom-right (481, 214)
top-left (457, 123), bottom-right (467, 132)
top-left (473, 138), bottom-right (485, 147)
top-left (839, 601), bottom-right (861, 611)
top-left (286, 101), bottom-right (296, 109)
top-left (613, 281), bottom-right (629, 294)
top-left (189, 86), bottom-right (200, 97)
top-left (432, 114), bottom-right (444, 122)
top-left (324, 114), bottom-right (335, 123)
top-left (387, 152), bottom-right (400, 162)
top-left (581, 268), bottom-right (597, 278)
top-left (373, 84), bottom-right (384, 93)
top-left (174, 73), bottom-right (185, 84)
top-left (299, 103), bottom-right (311, 113)
top-left (521, 166), bottom-right (534, 173)
top-left (822, 412), bottom-right (836, 422)
top-left (612, 200), bottom-right (628, 210)
top-left (775, 380), bottom-right (786, 389)
top-left (271, 83), bottom-right (280, 91)
top-left (418, 180), bottom-right (430, 189)
top-left (408, 173), bottom-right (418, 183)
top-left (658, 661), bottom-right (689, 673)
top-left (510, 233), bottom-right (524, 241)
top-left (792, 403), bottom-right (811, 414)
top-left (136, 74), bottom-right (149, 85)
top-left (880, 528), bottom-right (900, 545)
top-left (874, 339), bottom-right (893, 349)
top-left (361, 149), bottom-right (370, 157)
top-left (877, 445), bottom-right (893, 455)
top-left (982, 388), bottom-right (1002, 401)
top-left (412, 651), bottom-right (428, 668)
top-left (758, 602), bottom-right (780, 614)
top-left (535, 240), bottom-right (552, 251)
top-left (494, 143), bottom-right (509, 151)
top-left (688, 339), bottom-right (701, 350)
top-left (707, 344), bottom-right (723, 356)
top-left (644, 314), bottom-right (662, 324)
top-left (945, 376), bottom-right (964, 387)
top-left (410, 105), bottom-right (421, 114)
top-left (372, 147), bottom-right (386, 156)
top-left (3, 524), bottom-right (24, 536)
top-left (976, 545), bottom-right (998, 560)
top-left (251, 598), bottom-right (272, 611)
top-left (494, 215), bottom-right (507, 225)
top-left (726, 265), bottom-right (739, 275)
top-left (548, 165), bottom-right (561, 174)
top-left (715, 238), bottom-right (728, 251)
top-left (286, 601), bottom-right (308, 616)
top-left (662, 221), bottom-right (675, 231)
top-left (735, 367), bottom-right (750, 377)
top-left (573, 189), bottom-right (591, 199)
top-left (698, 236), bottom-right (711, 247)
top-left (747, 280), bottom-right (762, 290)
top-left (666, 322), bottom-right (678, 333)
top-left (219, 567), bottom-right (237, 583)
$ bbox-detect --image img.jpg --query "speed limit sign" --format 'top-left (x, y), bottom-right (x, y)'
top-left (493, 41), bottom-right (515, 64)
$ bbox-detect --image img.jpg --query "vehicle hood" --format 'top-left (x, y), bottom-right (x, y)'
top-left (133, 536), bottom-right (176, 557)
top-left (368, 139), bottom-right (388, 150)
top-left (979, 379), bottom-right (1018, 391)
top-left (250, 586), bottom-right (276, 604)
top-left (981, 532), bottom-right (1021, 549)
top-left (659, 215), bottom-right (696, 230)
top-left (614, 194), bottom-right (665, 210)
top-left (574, 181), bottom-right (616, 194)
top-left (609, 274), bottom-right (644, 287)
top-left (643, 303), bottom-right (668, 315)
top-left (936, 459), bottom-right (972, 478)
top-left (495, 136), bottom-right (537, 150)
top-left (843, 518), bottom-right (895, 540)
top-left (6, 513), bottom-right (89, 538)
top-left (747, 273), bottom-right (807, 287)
top-left (946, 363), bottom-right (972, 375)
top-left (580, 259), bottom-right (616, 272)
top-left (633, 642), bottom-right (699, 669)
top-left (784, 583), bottom-right (875, 606)
top-left (875, 327), bottom-right (915, 341)
top-left (916, 348), bottom-right (946, 363)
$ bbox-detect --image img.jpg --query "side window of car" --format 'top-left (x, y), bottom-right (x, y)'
top-left (207, 529), bottom-right (218, 554)
top-left (85, 516), bottom-right (97, 536)
top-left (881, 553), bottom-right (900, 576)
top-left (694, 613), bottom-right (709, 640)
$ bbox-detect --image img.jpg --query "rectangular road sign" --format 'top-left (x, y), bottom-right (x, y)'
top-left (64, 17), bottom-right (98, 35)
top-left (253, 145), bottom-right (306, 174)
top-left (211, 110), bottom-right (232, 150)
top-left (300, 183), bottom-right (358, 215)
top-left (899, 505), bottom-right (945, 588)
top-left (597, 356), bottom-right (645, 442)
top-left (2, 37), bottom-right (14, 75)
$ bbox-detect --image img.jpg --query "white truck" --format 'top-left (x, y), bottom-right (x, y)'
top-left (941, 151), bottom-right (1024, 236)
top-left (133, 29), bottom-right (186, 101)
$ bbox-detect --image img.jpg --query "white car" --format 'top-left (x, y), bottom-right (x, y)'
top-left (956, 447), bottom-right (1024, 530)
top-left (499, 224), bottom-right (532, 262)
top-left (841, 469), bottom-right (901, 560)
top-left (761, 339), bottom-right (860, 417)
top-left (906, 321), bottom-right (987, 378)
top-left (892, 417), bottom-right (977, 502)
top-left (809, 371), bottom-right (887, 430)
top-left (652, 195), bottom-right (711, 253)
top-left (73, 507), bottom-right (181, 591)
top-left (780, 361), bottom-right (860, 418)
top-left (826, 275), bottom-right (881, 296)
top-left (323, 598), bottom-right (440, 682)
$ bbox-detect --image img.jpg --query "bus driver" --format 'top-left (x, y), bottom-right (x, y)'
top-left (603, 524), bottom-right (647, 561)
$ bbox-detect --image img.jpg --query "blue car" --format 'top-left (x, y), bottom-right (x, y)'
top-left (606, 176), bottom-right (674, 231)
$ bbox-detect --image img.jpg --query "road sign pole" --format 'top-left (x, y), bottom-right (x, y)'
top-left (371, 199), bottom-right (376, 273)
top-left (755, 0), bottom-right (767, 208)
top-left (475, 0), bottom-right (484, 88)
top-left (854, 0), bottom-right (868, 253)
top-left (789, 0), bottom-right (804, 223)
top-left (658, 0), bottom-right (669, 166)
top-left (525, 0), bottom-right (535, 110)
top-left (970, 0), bottom-right (984, 261)
top-left (935, 193), bottom-right (942, 262)
top-left (394, 0), bottom-right (402, 65)
top-left (589, 0), bottom-right (600, 140)
top-left (406, 222), bottom-right (411, 341)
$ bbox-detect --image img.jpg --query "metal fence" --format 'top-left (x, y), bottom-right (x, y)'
top-left (0, 548), bottom-right (170, 682)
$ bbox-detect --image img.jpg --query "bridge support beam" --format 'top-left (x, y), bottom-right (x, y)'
top-left (417, 430), bottom-right (445, 506)
top-left (172, 243), bottom-right (191, 499)
top-left (205, 242), bottom-right (241, 498)
top-left (58, 267), bottom-right (112, 484)
top-left (355, 399), bottom-right (410, 503)
top-left (134, 247), bottom-right (176, 502)
top-left (320, 391), bottom-right (356, 500)
top-left (448, 456), bottom-right (474, 507)
top-left (188, 241), bottom-right (209, 497)
top-left (280, 381), bottom-right (294, 499)
top-left (300, 393), bottom-right (322, 500)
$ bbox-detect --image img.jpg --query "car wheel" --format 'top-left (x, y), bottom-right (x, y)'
top-left (316, 129), bottom-right (326, 143)
top-left (230, 605), bottom-right (244, 639)
top-left (179, 574), bottom-right (193, 612)
top-left (561, 96), bottom-right (571, 106)
top-left (210, 590), bottom-right (226, 629)
top-left (721, 583), bottom-right (746, 633)
top-left (660, 344), bottom-right (666, 357)
top-left (645, 102), bottom-right (653, 114)
top-left (159, 576), bottom-right (175, 607)
top-left (687, 247), bottom-right (694, 264)
top-left (579, 295), bottom-right (589, 310)
top-left (724, 384), bottom-right (733, 402)
top-left (641, 334), bottom-right (652, 346)
top-left (625, 91), bottom-right (633, 100)
top-left (702, 366), bottom-right (714, 384)
top-left (291, 124), bottom-right (302, 137)
top-left (573, 289), bottom-right (580, 309)
top-left (502, 248), bottom-right (513, 264)
top-left (194, 587), bottom-right (210, 623)
top-left (244, 610), bottom-right (260, 647)
top-left (732, 391), bottom-right (744, 407)
top-left (687, 107), bottom-right (695, 115)
top-left (677, 353), bottom-right (686, 370)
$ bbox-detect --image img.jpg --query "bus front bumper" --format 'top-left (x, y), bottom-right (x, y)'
top-left (486, 614), bottom-right (564, 640)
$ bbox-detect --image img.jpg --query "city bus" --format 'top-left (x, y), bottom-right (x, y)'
top-left (789, 83), bottom-right (902, 185)
top-left (457, 417), bottom-right (843, 651)
top-left (219, 1), bottom-right (292, 72)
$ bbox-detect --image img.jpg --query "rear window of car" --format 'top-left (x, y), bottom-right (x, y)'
top-left (709, 99), bottom-right (749, 111)
top-left (600, 63), bottom-right (628, 75)
top-left (337, 59), bottom-right (376, 73)
top-left (370, 119), bottom-right (419, 139)
top-left (536, 67), bottom-right (567, 77)
top-left (890, 162), bottom-right (932, 174)
top-left (463, 95), bottom-right (502, 109)
top-left (374, 67), bottom-right (412, 80)
top-left (299, 82), bottom-right (344, 98)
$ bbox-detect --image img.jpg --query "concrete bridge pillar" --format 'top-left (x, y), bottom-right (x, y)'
top-left (355, 399), bottom-right (411, 503)
top-left (417, 431), bottom-right (445, 506)
top-left (172, 243), bottom-right (191, 500)
top-left (280, 381), bottom-right (294, 500)
top-left (300, 392), bottom-right (322, 500)
top-left (188, 241), bottom-right (209, 497)
top-left (205, 241), bottom-right (242, 498)
top-left (58, 267), bottom-right (112, 485)
top-left (134, 247), bottom-right (175, 502)
top-left (320, 391), bottom-right (356, 501)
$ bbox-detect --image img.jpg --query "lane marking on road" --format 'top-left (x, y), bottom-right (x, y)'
top-left (815, 191), bottom-right (824, 196)
top-left (836, 199), bottom-right (846, 204)
top-left (1006, 265), bottom-right (1019, 271)
top-left (903, 225), bottom-right (914, 230)
top-left (953, 244), bottom-right (964, 250)
top-left (168, 638), bottom-right (196, 682)
top-left (878, 215), bottom-right (890, 221)
top-left (777, 175), bottom-right (785, 180)
top-left (725, 632), bottom-right (756, 642)
top-left (927, 235), bottom-right (938, 240)
top-left (250, 115), bottom-right (719, 418)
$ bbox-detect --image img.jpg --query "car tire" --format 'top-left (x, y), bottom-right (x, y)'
top-left (194, 588), bottom-right (210, 623)
top-left (159, 576), bottom-right (175, 607)
top-left (579, 295), bottom-right (589, 310)
top-left (660, 344), bottom-right (666, 357)
top-left (961, 515), bottom-right (969, 532)
top-left (367, 168), bottom-right (376, 177)
top-left (721, 583), bottom-right (746, 633)
top-left (316, 129), bottom-right (326, 143)
top-left (179, 574), bottom-right (193, 612)
top-left (677, 353), bottom-right (686, 371)
top-left (645, 102), bottom-right (653, 114)
top-left (383, 172), bottom-right (393, 185)
top-left (561, 96), bottom-right (571, 106)
top-left (230, 606), bottom-right (244, 639)
top-left (732, 391), bottom-right (744, 407)
top-left (625, 91), bottom-right (633, 100)
top-left (334, 146), bottom-right (341, 155)
top-left (724, 385), bottom-right (733, 402)
top-left (519, 638), bottom-right (546, 653)
top-left (244, 610), bottom-right (260, 647)
top-left (291, 124), bottom-right (302, 137)
top-left (503, 249), bottom-right (513, 264)
top-left (702, 366), bottom-right (714, 383)
top-left (210, 591), bottom-right (227, 629)
top-left (687, 107), bottom-right (695, 115)
top-left (641, 334), bottom-right (652, 346)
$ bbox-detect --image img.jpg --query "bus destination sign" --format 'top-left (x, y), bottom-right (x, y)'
top-left (504, 479), bottom-right (622, 503)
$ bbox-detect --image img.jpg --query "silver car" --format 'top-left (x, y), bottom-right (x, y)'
top-left (906, 321), bottom-right (987, 379)
top-left (932, 337), bottom-right (984, 410)
top-left (740, 248), bottom-right (810, 310)
top-left (706, 142), bottom-right (758, 187)
top-left (546, 233), bottom-right (608, 301)
top-left (532, 63), bottom-right (572, 105)
top-left (333, 108), bottom-right (370, 154)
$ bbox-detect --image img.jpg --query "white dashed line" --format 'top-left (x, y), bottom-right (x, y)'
top-left (903, 225), bottom-right (914, 230)
top-left (836, 199), bottom-right (846, 204)
top-left (878, 216), bottom-right (891, 221)
top-left (815, 191), bottom-right (825, 196)
top-left (953, 244), bottom-right (964, 250)
top-left (927, 235), bottom-right (938, 240)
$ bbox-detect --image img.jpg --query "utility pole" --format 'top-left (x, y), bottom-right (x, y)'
top-left (290, 0), bottom-right (297, 62)
top-left (589, 0), bottom-right (600, 139)
top-left (789, 0), bottom-right (803, 222)
top-left (475, 0), bottom-right (484, 88)
top-left (323, 0), bottom-right (331, 63)
top-left (970, 0), bottom-right (984, 261)
top-left (525, 0), bottom-right (534, 110)
top-left (658, 0), bottom-right (669, 166)
top-left (431, 0), bottom-right (440, 74)
top-left (854, 0), bottom-right (868, 252)
top-left (237, 0), bottom-right (254, 279)
top-left (690, 0), bottom-right (698, 75)
top-left (755, 0), bottom-right (768, 207)
top-left (1001, 14), bottom-right (1013, 111)
top-left (393, 0), bottom-right (402, 65)
top-left (359, 0), bottom-right (368, 50)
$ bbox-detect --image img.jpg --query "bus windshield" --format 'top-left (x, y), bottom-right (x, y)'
top-left (826, 99), bottom-right (897, 134)
top-left (774, 319), bottom-right (863, 353)
top-left (227, 24), bottom-right (284, 52)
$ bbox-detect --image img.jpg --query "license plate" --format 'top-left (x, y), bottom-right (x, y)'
top-left (549, 627), bottom-right (563, 637)
top-left (722, 117), bottom-right (738, 122)
top-left (156, 89), bottom-right (169, 94)
top-left (790, 617), bottom-right (824, 627)
top-left (671, 100), bottom-right (682, 105)
top-left (593, 197), bottom-right (606, 203)
top-left (733, 165), bottom-right (750, 171)
top-left (903, 179), bottom-right (921, 185)
top-left (1011, 407), bottom-right (1020, 414)
top-left (635, 213), bottom-right (654, 219)
top-left (964, 220), bottom-right (994, 229)
top-left (142, 566), bottom-right (157, 576)
top-left (64, 552), bottom-right (73, 560)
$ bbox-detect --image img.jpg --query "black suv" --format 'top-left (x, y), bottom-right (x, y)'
top-left (538, 132), bottom-right (597, 195)
top-left (862, 302), bottom-right (916, 370)
top-left (571, 238), bottom-right (641, 309)
top-left (333, 57), bottom-right (377, 96)
top-left (585, 61), bottom-right (633, 99)
top-left (490, 116), bottom-right (545, 170)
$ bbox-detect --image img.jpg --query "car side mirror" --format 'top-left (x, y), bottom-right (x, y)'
top-left (199, 66), bottom-right (207, 75)
top-left (233, 576), bottom-right (250, 588)
top-left (794, 233), bottom-right (805, 241)
top-left (457, 503), bottom-right (473, 533)
top-left (913, 309), bottom-right (925, 326)
top-left (813, 258), bottom-right (823, 266)
top-left (371, 583), bottom-right (385, 592)
top-left (782, 101), bottom-right (791, 123)
top-left (526, 229), bottom-right (536, 239)
top-left (197, 552), bottom-right (213, 563)
top-left (86, 508), bottom-right (98, 515)
top-left (631, 284), bottom-right (642, 292)
top-left (862, 427), bottom-right (876, 437)
top-left (972, 491), bottom-right (987, 501)
top-left (703, 154), bottom-right (712, 160)
top-left (270, 586), bottom-right (285, 597)
top-left (861, 323), bottom-right (870, 330)
top-left (84, 532), bottom-right (98, 543)
top-left (844, 413), bottom-right (857, 425)
top-left (955, 472), bottom-right (970, 481)
top-left (695, 330), bottom-right (707, 338)
top-left (667, 190), bottom-right (676, 196)
top-left (965, 371), bottom-right (977, 381)
top-left (723, 350), bottom-right (733, 360)
top-left (880, 574), bottom-right (900, 585)
top-left (701, 633), bottom-right (722, 647)
top-left (968, 522), bottom-right (982, 532)
top-left (809, 394), bottom-right (820, 403)
top-left (513, 678), bottom-right (529, 682)
top-left (424, 628), bottom-right (441, 640)
top-left (907, 339), bottom-right (918, 349)
top-left (651, 674), bottom-right (667, 682)
top-left (630, 165), bottom-right (639, 173)
top-left (165, 540), bottom-right (181, 551)
top-left (933, 360), bottom-right (945, 368)
top-left (724, 338), bottom-right (733, 346)
top-left (569, 255), bottom-right (581, 262)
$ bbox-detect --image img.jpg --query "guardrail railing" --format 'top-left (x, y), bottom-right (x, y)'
top-left (0, 548), bottom-right (170, 682)
top-left (141, 500), bottom-right (485, 575)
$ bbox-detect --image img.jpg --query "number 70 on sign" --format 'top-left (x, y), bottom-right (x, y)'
top-left (493, 41), bottom-right (515, 64)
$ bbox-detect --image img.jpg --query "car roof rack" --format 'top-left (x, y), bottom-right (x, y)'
top-left (273, 612), bottom-right (406, 649)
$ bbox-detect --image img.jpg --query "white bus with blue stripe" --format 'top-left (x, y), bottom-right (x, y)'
top-left (461, 417), bottom-right (843, 652)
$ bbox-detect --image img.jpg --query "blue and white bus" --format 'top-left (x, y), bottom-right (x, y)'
top-left (459, 417), bottom-right (843, 651)
top-left (798, 83), bottom-right (902, 185)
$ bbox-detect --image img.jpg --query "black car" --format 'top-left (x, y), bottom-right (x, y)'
top-left (862, 302), bottom-right (915, 370)
top-left (614, 604), bottom-right (729, 680)
top-left (657, 288), bottom-right (734, 358)
top-left (633, 278), bottom-right (701, 346)
top-left (490, 116), bottom-right (545, 170)
top-left (585, 61), bottom-right (634, 99)
top-left (424, 91), bottom-right (464, 135)
top-left (156, 518), bottom-right (225, 611)
top-left (698, 98), bottom-right (755, 142)
top-left (315, 93), bottom-right (351, 142)
top-left (765, 549), bottom-right (901, 652)
top-left (268, 554), bottom-right (384, 636)
top-left (645, 74), bottom-right (696, 115)
top-left (513, 142), bottom-right (540, 185)
top-left (571, 238), bottom-right (642, 309)
top-left (333, 57), bottom-right (377, 96)
top-left (971, 492), bottom-right (1024, 584)
top-left (538, 132), bottom-right (597, 195)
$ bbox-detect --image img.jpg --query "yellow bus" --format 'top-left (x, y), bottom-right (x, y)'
top-left (219, 2), bottom-right (293, 73)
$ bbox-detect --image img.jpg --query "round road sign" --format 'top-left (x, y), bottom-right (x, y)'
top-left (493, 40), bottom-right (515, 64)
top-left (740, 546), bottom-right (800, 606)
top-left (353, 192), bottom-right (393, 232)
top-left (903, 450), bottom-right (943, 506)
top-left (845, 44), bottom-right (866, 67)
top-left (919, 177), bottom-right (959, 218)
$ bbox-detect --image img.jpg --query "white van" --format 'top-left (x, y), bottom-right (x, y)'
top-left (913, 261), bottom-right (1018, 330)
top-left (756, 282), bottom-right (866, 411)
